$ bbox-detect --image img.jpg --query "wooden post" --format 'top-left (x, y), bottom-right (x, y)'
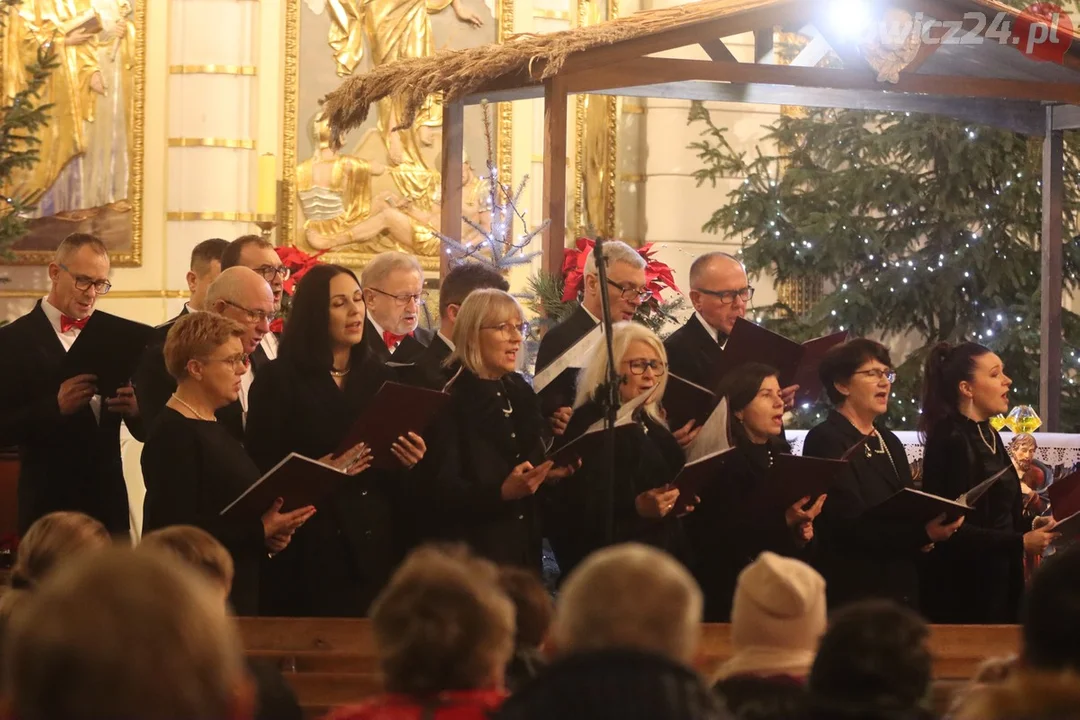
top-left (440, 100), bottom-right (465, 280)
top-left (542, 76), bottom-right (568, 275)
top-left (754, 28), bottom-right (773, 63)
top-left (1040, 106), bottom-right (1064, 431)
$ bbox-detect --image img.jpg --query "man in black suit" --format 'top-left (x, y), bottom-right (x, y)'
top-left (221, 234), bottom-right (289, 366)
top-left (664, 251), bottom-right (797, 408)
top-left (133, 267), bottom-right (276, 442)
top-left (402, 263), bottom-right (510, 389)
top-left (153, 238), bottom-right (228, 337)
top-left (359, 251), bottom-right (433, 364)
top-left (535, 240), bottom-right (647, 434)
top-left (0, 234), bottom-right (143, 534)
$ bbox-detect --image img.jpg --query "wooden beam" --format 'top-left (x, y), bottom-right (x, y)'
top-left (1052, 104), bottom-right (1080, 130)
top-left (542, 77), bottom-right (569, 275)
top-left (586, 80), bottom-right (1044, 134)
top-left (1040, 106), bottom-right (1064, 432)
top-left (463, 85), bottom-right (544, 105)
top-left (562, 57), bottom-right (1080, 104)
top-left (439, 100), bottom-right (465, 280)
top-left (699, 38), bottom-right (738, 63)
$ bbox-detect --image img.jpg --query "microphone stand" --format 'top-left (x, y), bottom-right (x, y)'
top-left (592, 236), bottom-right (619, 546)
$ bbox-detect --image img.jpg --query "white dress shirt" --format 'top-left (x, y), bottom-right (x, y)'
top-left (238, 333), bottom-right (279, 427)
top-left (40, 297), bottom-right (102, 422)
top-left (694, 311), bottom-right (727, 350)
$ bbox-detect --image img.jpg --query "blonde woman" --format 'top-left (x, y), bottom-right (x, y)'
top-left (412, 289), bottom-right (574, 572)
top-left (546, 322), bottom-right (691, 579)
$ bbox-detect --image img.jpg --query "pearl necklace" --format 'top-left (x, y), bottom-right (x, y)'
top-left (171, 394), bottom-right (214, 422)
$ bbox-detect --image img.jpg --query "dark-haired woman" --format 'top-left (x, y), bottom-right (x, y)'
top-left (246, 264), bottom-right (427, 616)
top-left (684, 362), bottom-right (826, 622)
top-left (918, 342), bottom-right (1056, 624)
top-left (804, 338), bottom-right (962, 611)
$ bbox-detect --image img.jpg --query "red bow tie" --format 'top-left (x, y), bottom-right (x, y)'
top-left (60, 314), bottom-right (89, 333)
top-left (383, 329), bottom-right (413, 349)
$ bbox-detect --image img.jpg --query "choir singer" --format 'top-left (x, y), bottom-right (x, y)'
top-left (803, 339), bottom-right (962, 611)
top-left (140, 312), bottom-right (321, 615)
top-left (414, 289), bottom-right (576, 572)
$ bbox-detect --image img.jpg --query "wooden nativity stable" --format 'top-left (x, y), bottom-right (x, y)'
top-left (322, 0), bottom-right (1080, 429)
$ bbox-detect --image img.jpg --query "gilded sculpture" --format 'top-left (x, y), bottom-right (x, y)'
top-left (1, 0), bottom-right (141, 263)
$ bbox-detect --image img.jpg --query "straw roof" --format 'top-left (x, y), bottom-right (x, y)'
top-left (321, 0), bottom-right (778, 140)
top-left (321, 0), bottom-right (1080, 141)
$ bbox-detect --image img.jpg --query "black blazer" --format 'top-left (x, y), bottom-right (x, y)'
top-left (141, 407), bottom-right (265, 615)
top-left (535, 305), bottom-right (597, 417)
top-left (245, 349), bottom-right (403, 617)
top-left (803, 411), bottom-right (927, 610)
top-left (359, 316), bottom-right (433, 365)
top-left (663, 314), bottom-right (725, 391)
top-left (683, 439), bottom-right (804, 622)
top-left (0, 303), bottom-right (142, 534)
top-left (412, 370), bottom-right (550, 571)
top-left (546, 399), bottom-right (688, 579)
top-left (398, 333), bottom-right (456, 391)
top-left (919, 415), bottom-right (1025, 624)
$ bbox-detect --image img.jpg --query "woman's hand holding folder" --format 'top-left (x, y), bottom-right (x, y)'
top-left (1024, 518), bottom-right (1059, 555)
top-left (671, 419), bottom-right (702, 449)
top-left (926, 513), bottom-right (965, 542)
top-left (320, 442), bottom-right (374, 476)
top-left (786, 494), bottom-right (827, 546)
top-left (261, 497), bottom-right (316, 554)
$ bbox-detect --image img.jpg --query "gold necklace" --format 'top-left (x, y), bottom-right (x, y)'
top-left (330, 366), bottom-right (351, 377)
top-left (171, 393), bottom-right (214, 422)
top-left (976, 421), bottom-right (997, 454)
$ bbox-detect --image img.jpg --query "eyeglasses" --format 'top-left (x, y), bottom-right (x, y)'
top-left (853, 369), bottom-right (896, 383)
top-left (368, 287), bottom-right (428, 306)
top-left (626, 359), bottom-right (666, 376)
top-left (253, 264), bottom-right (291, 282)
top-left (58, 264), bottom-right (112, 294)
top-left (694, 286), bottom-right (754, 305)
top-left (202, 353), bottom-right (249, 371)
top-left (221, 300), bottom-right (276, 325)
top-left (606, 279), bottom-right (650, 303)
top-left (481, 321), bottom-right (529, 338)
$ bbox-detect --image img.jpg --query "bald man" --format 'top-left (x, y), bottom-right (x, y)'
top-left (134, 267), bottom-right (275, 442)
top-left (665, 252), bottom-right (797, 408)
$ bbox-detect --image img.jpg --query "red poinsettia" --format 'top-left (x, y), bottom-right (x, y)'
top-left (561, 237), bottom-right (680, 303)
top-left (275, 245), bottom-right (327, 296)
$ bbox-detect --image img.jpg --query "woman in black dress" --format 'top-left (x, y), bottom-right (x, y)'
top-left (550, 321), bottom-right (690, 578)
top-left (246, 263), bottom-right (426, 617)
top-left (919, 341), bottom-right (1057, 623)
top-left (412, 288), bottom-right (575, 572)
top-left (684, 362), bottom-right (825, 622)
top-left (803, 338), bottom-right (962, 611)
top-left (141, 312), bottom-right (320, 615)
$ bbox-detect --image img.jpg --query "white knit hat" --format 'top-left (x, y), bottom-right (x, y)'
top-left (713, 551), bottom-right (827, 681)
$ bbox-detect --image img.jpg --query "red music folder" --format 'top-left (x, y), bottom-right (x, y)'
top-left (62, 310), bottom-right (155, 394)
top-left (220, 453), bottom-right (347, 519)
top-left (718, 318), bottom-right (848, 405)
top-left (751, 454), bottom-right (848, 515)
top-left (671, 447), bottom-right (735, 514)
top-left (664, 373), bottom-right (719, 430)
top-left (864, 465), bottom-right (1012, 525)
top-left (1048, 469), bottom-right (1080, 540)
top-left (545, 391), bottom-right (650, 466)
top-left (334, 381), bottom-right (450, 470)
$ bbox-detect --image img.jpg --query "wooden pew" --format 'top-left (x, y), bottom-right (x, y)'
top-left (239, 617), bottom-right (1022, 718)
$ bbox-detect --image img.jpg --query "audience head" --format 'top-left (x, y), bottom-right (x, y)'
top-left (581, 240), bottom-right (647, 323)
top-left (221, 235), bottom-right (288, 311)
top-left (808, 600), bottom-right (932, 718)
top-left (551, 543), bottom-right (702, 666)
top-left (279, 264), bottom-right (365, 371)
top-left (719, 362), bottom-right (784, 447)
top-left (360, 251), bottom-right (425, 336)
top-left (919, 341), bottom-right (1010, 438)
top-left (575, 321), bottom-right (668, 424)
top-left (186, 238), bottom-right (228, 312)
top-left (369, 544), bottom-right (515, 697)
top-left (952, 671), bottom-right (1080, 720)
top-left (205, 266), bottom-right (275, 355)
top-left (139, 525), bottom-right (235, 608)
top-left (0, 512), bottom-right (110, 633)
top-left (438, 263), bottom-right (510, 337)
top-left (163, 312), bottom-right (248, 410)
top-left (1, 547), bottom-right (253, 720)
top-left (450, 288), bottom-right (526, 380)
top-left (47, 233), bottom-right (111, 320)
top-left (1022, 545), bottom-right (1080, 672)
top-left (818, 338), bottom-right (895, 419)
top-left (688, 252), bottom-right (751, 337)
top-left (498, 567), bottom-right (553, 651)
top-left (715, 552), bottom-right (826, 681)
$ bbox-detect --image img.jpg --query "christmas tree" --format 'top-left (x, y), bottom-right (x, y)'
top-left (689, 65), bottom-right (1080, 430)
top-left (0, 0), bottom-right (59, 260)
